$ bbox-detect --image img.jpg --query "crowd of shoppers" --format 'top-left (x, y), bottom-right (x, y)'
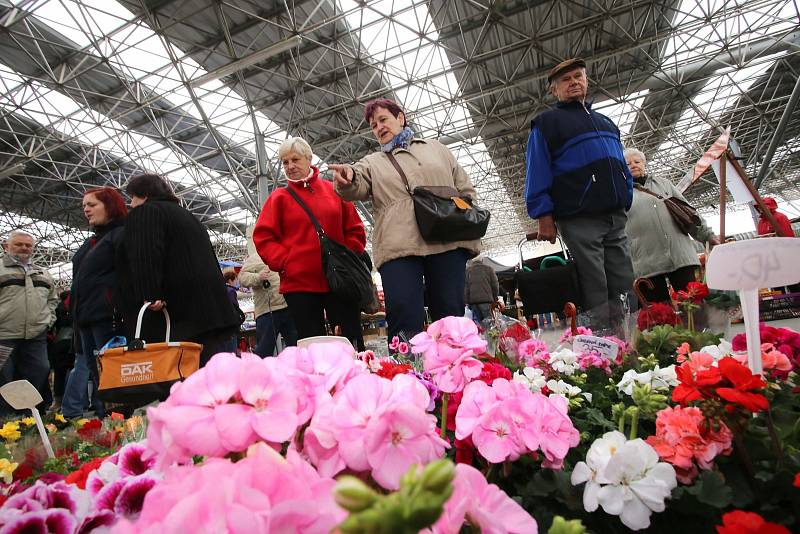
top-left (3, 57), bottom-right (798, 418)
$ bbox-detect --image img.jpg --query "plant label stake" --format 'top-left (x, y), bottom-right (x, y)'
top-left (706, 237), bottom-right (800, 374)
top-left (0, 380), bottom-right (55, 458)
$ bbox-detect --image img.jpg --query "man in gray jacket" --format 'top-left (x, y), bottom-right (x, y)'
top-left (0, 231), bottom-right (58, 412)
top-left (465, 257), bottom-right (500, 322)
top-left (239, 253), bottom-right (297, 356)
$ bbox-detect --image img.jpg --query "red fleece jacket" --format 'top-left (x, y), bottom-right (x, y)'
top-left (253, 167), bottom-right (366, 294)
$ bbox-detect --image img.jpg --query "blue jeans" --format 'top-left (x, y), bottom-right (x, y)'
top-left (379, 249), bottom-right (469, 340)
top-left (0, 332), bottom-right (50, 415)
top-left (254, 308), bottom-right (297, 357)
top-left (61, 323), bottom-right (114, 418)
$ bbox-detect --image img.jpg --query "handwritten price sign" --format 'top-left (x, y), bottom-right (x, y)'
top-left (706, 238), bottom-right (800, 374)
top-left (573, 335), bottom-right (619, 361)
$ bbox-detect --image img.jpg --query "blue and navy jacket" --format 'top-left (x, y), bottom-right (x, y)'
top-left (524, 100), bottom-right (633, 219)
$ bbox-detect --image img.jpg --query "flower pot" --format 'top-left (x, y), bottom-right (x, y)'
top-left (705, 306), bottom-right (731, 337)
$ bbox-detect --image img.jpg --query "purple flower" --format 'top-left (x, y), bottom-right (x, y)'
top-left (113, 476), bottom-right (157, 518)
top-left (77, 510), bottom-right (116, 533)
top-left (410, 370), bottom-right (440, 411)
top-left (0, 509), bottom-right (77, 534)
top-left (116, 443), bottom-right (153, 478)
top-left (3, 481), bottom-right (88, 517)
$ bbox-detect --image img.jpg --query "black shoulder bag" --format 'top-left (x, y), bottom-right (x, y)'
top-left (386, 152), bottom-right (490, 242)
top-left (285, 187), bottom-right (373, 306)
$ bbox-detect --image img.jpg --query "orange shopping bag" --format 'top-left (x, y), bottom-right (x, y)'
top-left (98, 303), bottom-right (201, 404)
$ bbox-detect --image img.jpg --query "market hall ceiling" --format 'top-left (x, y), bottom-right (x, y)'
top-left (1, 0), bottom-right (799, 270)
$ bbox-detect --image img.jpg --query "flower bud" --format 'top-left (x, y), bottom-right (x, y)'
top-left (334, 476), bottom-right (378, 512)
top-left (418, 459), bottom-right (455, 494)
top-left (548, 515), bottom-right (586, 534)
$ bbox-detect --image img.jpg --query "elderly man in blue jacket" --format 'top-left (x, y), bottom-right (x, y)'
top-left (524, 58), bottom-right (634, 323)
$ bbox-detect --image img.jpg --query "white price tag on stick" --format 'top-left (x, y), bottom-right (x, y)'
top-left (706, 238), bottom-right (800, 374)
top-left (573, 335), bottom-right (619, 360)
top-left (0, 380), bottom-right (55, 458)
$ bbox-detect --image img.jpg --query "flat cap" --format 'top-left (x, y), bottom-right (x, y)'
top-left (547, 58), bottom-right (586, 83)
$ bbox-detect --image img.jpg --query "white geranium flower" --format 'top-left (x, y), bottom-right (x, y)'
top-left (649, 365), bottom-right (678, 389)
top-left (571, 431), bottom-right (677, 531)
top-left (549, 348), bottom-right (580, 376)
top-left (513, 367), bottom-right (547, 392)
top-left (616, 366), bottom-right (677, 396)
top-left (699, 340), bottom-right (734, 361)
top-left (546, 379), bottom-right (592, 405)
top-left (616, 369), bottom-right (650, 395)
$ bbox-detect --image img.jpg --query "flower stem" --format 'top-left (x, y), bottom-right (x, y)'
top-left (765, 406), bottom-right (785, 468)
top-left (440, 393), bottom-right (449, 439)
top-left (628, 408), bottom-right (639, 440)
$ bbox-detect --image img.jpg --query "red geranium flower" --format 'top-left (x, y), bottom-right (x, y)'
top-left (76, 419), bottom-right (103, 439)
top-left (672, 363), bottom-right (722, 405)
top-left (478, 361), bottom-right (512, 384)
top-left (794, 472), bottom-right (800, 488)
top-left (65, 456), bottom-right (107, 489)
top-left (715, 358), bottom-right (769, 413)
top-left (375, 360), bottom-right (413, 380)
top-left (637, 302), bottom-right (679, 330)
top-left (716, 510), bottom-right (790, 534)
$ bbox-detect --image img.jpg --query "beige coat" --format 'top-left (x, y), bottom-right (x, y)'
top-left (626, 174), bottom-right (715, 279)
top-left (0, 255), bottom-right (58, 340)
top-left (334, 138), bottom-right (481, 269)
top-left (238, 254), bottom-right (287, 318)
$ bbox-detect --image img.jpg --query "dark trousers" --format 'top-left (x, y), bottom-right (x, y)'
top-left (640, 265), bottom-right (698, 304)
top-left (0, 332), bottom-right (50, 414)
top-left (470, 303), bottom-right (492, 323)
top-left (379, 249), bottom-right (469, 340)
top-left (284, 292), bottom-right (364, 351)
top-left (254, 308), bottom-right (298, 357)
top-left (196, 328), bottom-right (240, 367)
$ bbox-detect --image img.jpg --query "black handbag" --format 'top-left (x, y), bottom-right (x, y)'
top-left (285, 187), bottom-right (374, 305)
top-left (515, 235), bottom-right (582, 314)
top-left (634, 184), bottom-right (701, 235)
top-left (386, 152), bottom-right (490, 242)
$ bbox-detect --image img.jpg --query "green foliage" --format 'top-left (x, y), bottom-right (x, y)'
top-left (634, 324), bottom-right (721, 364)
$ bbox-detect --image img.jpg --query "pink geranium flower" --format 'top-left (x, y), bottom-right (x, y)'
top-left (455, 378), bottom-right (579, 466)
top-left (411, 316), bottom-right (487, 393)
top-left (302, 373), bottom-right (447, 490)
top-left (129, 444), bottom-right (344, 533)
top-left (646, 405), bottom-right (732, 484)
top-left (428, 463), bottom-right (538, 533)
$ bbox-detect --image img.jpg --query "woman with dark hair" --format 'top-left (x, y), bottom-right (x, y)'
top-left (61, 187), bottom-right (128, 419)
top-left (120, 174), bottom-right (240, 365)
top-left (329, 98), bottom-right (481, 342)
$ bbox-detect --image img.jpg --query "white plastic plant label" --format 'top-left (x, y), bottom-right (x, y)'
top-left (573, 335), bottom-right (619, 360)
top-left (706, 238), bottom-right (800, 374)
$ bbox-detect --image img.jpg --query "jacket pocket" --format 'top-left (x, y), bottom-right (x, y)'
top-left (551, 171), bottom-right (595, 217)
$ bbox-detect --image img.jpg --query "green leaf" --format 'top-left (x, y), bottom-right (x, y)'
top-left (686, 471), bottom-right (732, 508)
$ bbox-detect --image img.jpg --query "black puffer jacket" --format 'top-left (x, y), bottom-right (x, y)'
top-left (71, 224), bottom-right (124, 327)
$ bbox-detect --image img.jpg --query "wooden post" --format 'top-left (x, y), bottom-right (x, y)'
top-left (726, 154), bottom-right (790, 237)
top-left (719, 153), bottom-right (727, 242)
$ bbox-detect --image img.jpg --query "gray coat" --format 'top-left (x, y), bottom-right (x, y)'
top-left (465, 261), bottom-right (499, 305)
top-left (625, 174), bottom-right (715, 279)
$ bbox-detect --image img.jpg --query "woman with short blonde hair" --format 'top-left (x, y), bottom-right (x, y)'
top-left (253, 137), bottom-right (367, 350)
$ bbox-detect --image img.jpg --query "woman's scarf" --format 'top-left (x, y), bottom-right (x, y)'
top-left (381, 126), bottom-right (415, 153)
